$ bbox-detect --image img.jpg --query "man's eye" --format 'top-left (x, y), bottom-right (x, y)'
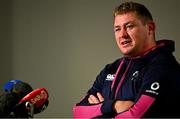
top-left (114, 28), bottom-right (121, 32)
top-left (126, 24), bottom-right (134, 30)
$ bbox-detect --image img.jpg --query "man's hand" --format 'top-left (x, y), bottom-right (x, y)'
top-left (114, 100), bottom-right (134, 113)
top-left (88, 92), bottom-right (104, 104)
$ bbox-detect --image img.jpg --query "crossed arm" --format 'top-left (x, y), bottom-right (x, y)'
top-left (88, 92), bottom-right (134, 113)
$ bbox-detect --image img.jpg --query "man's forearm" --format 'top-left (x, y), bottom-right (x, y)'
top-left (113, 100), bottom-right (134, 113)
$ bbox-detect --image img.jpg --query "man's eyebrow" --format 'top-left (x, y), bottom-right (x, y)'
top-left (114, 21), bottom-right (135, 28)
top-left (114, 25), bottom-right (120, 28)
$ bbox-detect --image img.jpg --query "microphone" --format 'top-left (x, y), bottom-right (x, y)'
top-left (1, 80), bottom-right (49, 118)
top-left (0, 80), bottom-right (34, 117)
top-left (11, 81), bottom-right (33, 98)
top-left (3, 80), bottom-right (33, 97)
top-left (3, 79), bottom-right (22, 92)
top-left (18, 88), bottom-right (49, 117)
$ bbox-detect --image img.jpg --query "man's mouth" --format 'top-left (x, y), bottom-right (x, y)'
top-left (121, 39), bottom-right (132, 45)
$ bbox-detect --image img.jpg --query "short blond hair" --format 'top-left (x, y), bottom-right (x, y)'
top-left (114, 1), bottom-right (153, 24)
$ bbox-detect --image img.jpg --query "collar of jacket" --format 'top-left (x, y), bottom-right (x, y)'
top-left (123, 39), bottom-right (175, 62)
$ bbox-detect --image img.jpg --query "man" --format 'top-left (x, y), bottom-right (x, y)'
top-left (73, 1), bottom-right (180, 118)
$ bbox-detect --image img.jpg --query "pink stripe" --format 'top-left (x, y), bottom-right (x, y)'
top-left (115, 60), bottom-right (132, 98)
top-left (115, 95), bottom-right (155, 118)
top-left (111, 59), bottom-right (125, 89)
top-left (73, 104), bottom-right (102, 118)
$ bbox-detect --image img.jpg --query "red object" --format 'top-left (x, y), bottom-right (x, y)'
top-left (19, 88), bottom-right (49, 109)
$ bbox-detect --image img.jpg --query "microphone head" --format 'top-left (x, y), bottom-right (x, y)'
top-left (3, 80), bottom-right (22, 92)
top-left (1, 80), bottom-right (48, 117)
top-left (12, 81), bottom-right (33, 98)
top-left (1, 80), bottom-right (34, 117)
top-left (3, 80), bottom-right (33, 98)
top-left (19, 88), bottom-right (49, 114)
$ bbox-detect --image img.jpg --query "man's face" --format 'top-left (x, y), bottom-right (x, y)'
top-left (114, 12), bottom-right (154, 57)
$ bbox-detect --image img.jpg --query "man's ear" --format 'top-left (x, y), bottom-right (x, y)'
top-left (147, 21), bottom-right (156, 35)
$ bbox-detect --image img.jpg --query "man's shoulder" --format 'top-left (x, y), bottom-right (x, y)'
top-left (143, 48), bottom-right (173, 62)
top-left (146, 52), bottom-right (180, 72)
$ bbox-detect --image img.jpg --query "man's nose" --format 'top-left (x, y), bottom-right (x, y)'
top-left (120, 28), bottom-right (128, 38)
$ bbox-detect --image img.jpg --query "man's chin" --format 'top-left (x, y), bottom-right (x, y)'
top-left (121, 50), bottom-right (132, 56)
top-left (122, 51), bottom-right (137, 58)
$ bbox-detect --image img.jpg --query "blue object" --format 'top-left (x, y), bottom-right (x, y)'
top-left (3, 80), bottom-right (22, 92)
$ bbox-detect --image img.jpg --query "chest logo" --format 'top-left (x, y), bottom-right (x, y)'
top-left (131, 71), bottom-right (139, 80)
top-left (145, 82), bottom-right (160, 95)
top-left (106, 74), bottom-right (115, 81)
top-left (151, 82), bottom-right (160, 90)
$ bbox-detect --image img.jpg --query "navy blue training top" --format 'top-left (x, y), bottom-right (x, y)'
top-left (73, 40), bottom-right (180, 118)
